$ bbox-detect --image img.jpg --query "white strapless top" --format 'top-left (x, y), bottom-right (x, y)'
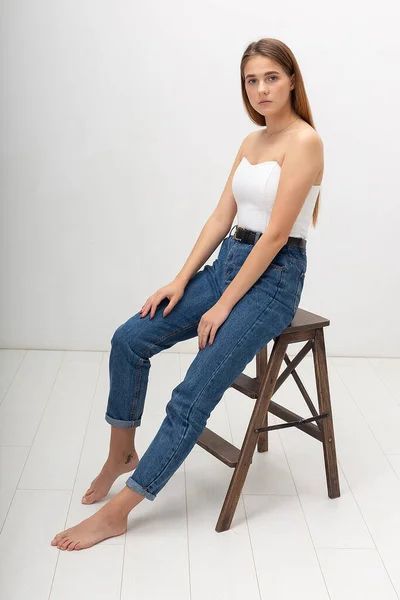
top-left (232, 156), bottom-right (321, 240)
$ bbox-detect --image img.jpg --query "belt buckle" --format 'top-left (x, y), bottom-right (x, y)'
top-left (234, 226), bottom-right (243, 241)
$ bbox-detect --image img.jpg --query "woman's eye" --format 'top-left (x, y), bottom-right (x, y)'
top-left (248, 76), bottom-right (277, 84)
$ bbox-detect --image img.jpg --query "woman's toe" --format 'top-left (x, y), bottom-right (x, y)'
top-left (66, 540), bottom-right (77, 551)
top-left (58, 537), bottom-right (71, 550)
top-left (56, 534), bottom-right (69, 548)
top-left (82, 492), bottom-right (94, 504)
top-left (52, 532), bottom-right (66, 545)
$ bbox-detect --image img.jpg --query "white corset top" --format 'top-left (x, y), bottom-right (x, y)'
top-left (231, 156), bottom-right (321, 240)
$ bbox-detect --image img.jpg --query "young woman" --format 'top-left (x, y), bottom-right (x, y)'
top-left (51, 37), bottom-right (323, 550)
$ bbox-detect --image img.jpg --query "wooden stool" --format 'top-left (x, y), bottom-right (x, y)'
top-left (196, 307), bottom-right (341, 532)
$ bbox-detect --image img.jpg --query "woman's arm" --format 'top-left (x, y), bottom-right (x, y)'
top-left (174, 134), bottom-right (252, 285)
top-left (174, 216), bottom-right (232, 285)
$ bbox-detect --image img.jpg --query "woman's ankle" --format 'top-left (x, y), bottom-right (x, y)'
top-left (105, 450), bottom-right (138, 468)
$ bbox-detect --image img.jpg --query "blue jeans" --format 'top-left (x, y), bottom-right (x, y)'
top-left (105, 226), bottom-right (307, 500)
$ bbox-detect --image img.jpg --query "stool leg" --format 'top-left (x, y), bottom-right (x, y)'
top-left (312, 328), bottom-right (340, 499)
top-left (215, 338), bottom-right (288, 532)
top-left (256, 345), bottom-right (269, 453)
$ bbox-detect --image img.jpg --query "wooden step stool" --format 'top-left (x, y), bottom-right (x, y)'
top-left (196, 307), bottom-right (341, 532)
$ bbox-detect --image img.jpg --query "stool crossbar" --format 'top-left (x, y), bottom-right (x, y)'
top-left (195, 307), bottom-right (341, 532)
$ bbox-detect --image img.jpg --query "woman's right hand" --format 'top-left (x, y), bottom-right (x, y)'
top-left (139, 278), bottom-right (188, 319)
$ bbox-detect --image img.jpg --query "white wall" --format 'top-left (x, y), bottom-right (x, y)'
top-left (1, 0), bottom-right (399, 356)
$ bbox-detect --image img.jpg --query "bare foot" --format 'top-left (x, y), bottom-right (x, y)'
top-left (82, 452), bottom-right (139, 505)
top-left (51, 503), bottom-right (128, 551)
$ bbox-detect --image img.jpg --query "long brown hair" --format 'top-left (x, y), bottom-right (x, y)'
top-left (240, 38), bottom-right (321, 228)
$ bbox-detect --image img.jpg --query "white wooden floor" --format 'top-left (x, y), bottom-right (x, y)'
top-left (0, 347), bottom-right (400, 600)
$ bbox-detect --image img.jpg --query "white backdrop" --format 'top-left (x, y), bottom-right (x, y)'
top-left (1, 0), bottom-right (399, 356)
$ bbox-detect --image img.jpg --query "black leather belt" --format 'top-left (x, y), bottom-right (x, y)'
top-left (232, 225), bottom-right (307, 249)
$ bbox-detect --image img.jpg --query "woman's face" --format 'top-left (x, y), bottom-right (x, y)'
top-left (243, 55), bottom-right (294, 115)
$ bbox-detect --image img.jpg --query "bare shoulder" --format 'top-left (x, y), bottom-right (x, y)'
top-left (291, 124), bottom-right (324, 182)
top-left (242, 129), bottom-right (261, 152)
top-left (296, 123), bottom-right (323, 147)
top-left (293, 126), bottom-right (323, 158)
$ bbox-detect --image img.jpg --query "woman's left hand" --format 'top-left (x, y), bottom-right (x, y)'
top-left (197, 302), bottom-right (231, 350)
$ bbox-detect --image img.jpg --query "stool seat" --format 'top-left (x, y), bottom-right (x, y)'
top-left (196, 307), bottom-right (340, 532)
top-left (284, 307), bottom-right (330, 332)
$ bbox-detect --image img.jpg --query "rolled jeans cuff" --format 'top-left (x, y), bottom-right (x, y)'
top-left (105, 413), bottom-right (141, 428)
top-left (125, 476), bottom-right (156, 501)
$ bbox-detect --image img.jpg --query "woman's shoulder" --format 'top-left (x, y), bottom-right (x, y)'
top-left (242, 120), bottom-right (323, 162)
top-left (250, 120), bottom-right (322, 141)
top-left (294, 121), bottom-right (323, 145)
top-left (291, 123), bottom-right (324, 183)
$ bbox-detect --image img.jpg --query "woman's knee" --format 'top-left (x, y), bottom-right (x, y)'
top-left (110, 311), bottom-right (164, 360)
top-left (111, 321), bottom-right (127, 346)
top-left (110, 313), bottom-right (141, 350)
